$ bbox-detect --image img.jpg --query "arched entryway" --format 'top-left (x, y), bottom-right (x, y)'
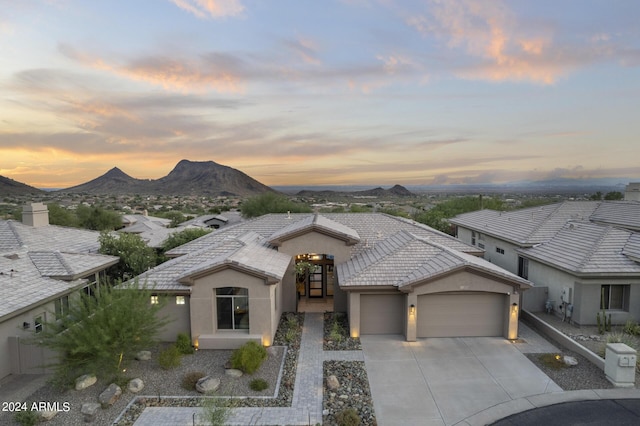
top-left (295, 253), bottom-right (334, 312)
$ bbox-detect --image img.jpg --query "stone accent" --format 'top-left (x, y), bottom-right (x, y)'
top-left (563, 355), bottom-right (578, 367)
top-left (75, 374), bottom-right (97, 391)
top-left (99, 383), bottom-right (122, 408)
top-left (128, 378), bottom-right (145, 393)
top-left (81, 402), bottom-right (101, 423)
top-left (195, 376), bottom-right (220, 394)
top-left (136, 350), bottom-right (152, 361)
top-left (225, 368), bottom-right (243, 378)
top-left (40, 410), bottom-right (58, 421)
top-left (326, 374), bottom-right (340, 390)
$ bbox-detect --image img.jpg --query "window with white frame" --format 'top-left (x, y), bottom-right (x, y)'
top-left (55, 295), bottom-right (70, 319)
top-left (150, 295), bottom-right (159, 305)
top-left (34, 315), bottom-right (44, 334)
top-left (495, 247), bottom-right (505, 255)
top-left (216, 287), bottom-right (249, 330)
top-left (601, 285), bottom-right (629, 311)
top-left (176, 295), bottom-right (185, 305)
top-left (471, 231), bottom-right (476, 246)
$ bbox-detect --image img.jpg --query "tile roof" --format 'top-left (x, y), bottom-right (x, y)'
top-left (0, 220), bottom-right (119, 320)
top-left (337, 230), bottom-right (531, 289)
top-left (624, 234), bottom-right (640, 262)
top-left (268, 213), bottom-right (360, 246)
top-left (590, 201), bottom-right (640, 231)
top-left (518, 222), bottom-right (640, 276)
top-left (135, 232), bottom-right (291, 291)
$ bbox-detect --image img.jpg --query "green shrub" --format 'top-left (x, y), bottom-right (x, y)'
top-left (624, 319), bottom-right (640, 336)
top-left (335, 408), bottom-right (361, 426)
top-left (14, 410), bottom-right (39, 426)
top-left (329, 319), bottom-right (344, 343)
top-left (176, 333), bottom-right (195, 355)
top-left (158, 344), bottom-right (182, 370)
top-left (182, 371), bottom-right (206, 390)
top-left (249, 378), bottom-right (269, 391)
top-left (285, 328), bottom-right (297, 344)
top-left (231, 341), bottom-right (267, 374)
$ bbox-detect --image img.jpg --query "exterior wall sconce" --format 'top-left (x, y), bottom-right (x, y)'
top-left (511, 302), bottom-right (519, 316)
top-left (410, 304), bottom-right (416, 315)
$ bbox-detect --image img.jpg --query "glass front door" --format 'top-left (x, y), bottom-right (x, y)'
top-left (309, 264), bottom-right (323, 298)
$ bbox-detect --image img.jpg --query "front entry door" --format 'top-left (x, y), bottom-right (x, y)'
top-left (308, 264), bottom-right (323, 298)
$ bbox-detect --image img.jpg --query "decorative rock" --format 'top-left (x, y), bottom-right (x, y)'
top-left (75, 374), bottom-right (97, 391)
top-left (563, 355), bottom-right (579, 367)
top-left (339, 394), bottom-right (349, 399)
top-left (40, 410), bottom-right (58, 421)
top-left (136, 350), bottom-right (152, 361)
top-left (225, 368), bottom-right (243, 378)
top-left (99, 383), bottom-right (122, 408)
top-left (128, 378), bottom-right (145, 393)
top-left (326, 375), bottom-right (340, 390)
top-left (81, 402), bottom-right (100, 423)
top-left (195, 376), bottom-right (220, 393)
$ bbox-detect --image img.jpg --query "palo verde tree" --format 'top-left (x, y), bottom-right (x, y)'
top-left (99, 231), bottom-right (157, 280)
top-left (34, 280), bottom-right (169, 385)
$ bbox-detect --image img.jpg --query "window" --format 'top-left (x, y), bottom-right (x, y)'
top-left (518, 256), bottom-right (529, 279)
top-left (601, 285), bottom-right (629, 310)
top-left (478, 243), bottom-right (485, 249)
top-left (55, 295), bottom-right (69, 319)
top-left (216, 287), bottom-right (249, 330)
top-left (150, 295), bottom-right (159, 305)
top-left (176, 296), bottom-right (185, 305)
top-left (34, 315), bottom-right (43, 334)
top-left (495, 247), bottom-right (505, 255)
top-left (471, 231), bottom-right (476, 246)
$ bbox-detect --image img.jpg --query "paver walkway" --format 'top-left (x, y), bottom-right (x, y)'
top-left (132, 312), bottom-right (363, 425)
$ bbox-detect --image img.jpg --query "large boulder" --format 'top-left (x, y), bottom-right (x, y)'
top-left (75, 374), bottom-right (97, 391)
top-left (225, 369), bottom-right (243, 378)
top-left (195, 376), bottom-right (220, 394)
top-left (326, 375), bottom-right (340, 390)
top-left (136, 350), bottom-right (152, 361)
top-left (99, 383), bottom-right (122, 408)
top-left (128, 378), bottom-right (145, 393)
top-left (563, 355), bottom-right (579, 367)
top-left (40, 410), bottom-right (58, 421)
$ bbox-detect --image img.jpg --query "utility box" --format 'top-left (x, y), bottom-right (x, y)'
top-left (605, 343), bottom-right (637, 387)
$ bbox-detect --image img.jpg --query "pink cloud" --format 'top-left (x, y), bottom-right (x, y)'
top-left (170, 0), bottom-right (244, 19)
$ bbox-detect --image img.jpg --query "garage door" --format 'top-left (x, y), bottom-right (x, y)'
top-left (418, 293), bottom-right (505, 337)
top-left (360, 294), bottom-right (404, 334)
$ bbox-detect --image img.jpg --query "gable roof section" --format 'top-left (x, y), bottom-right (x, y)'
top-left (590, 201), bottom-right (640, 231)
top-left (337, 230), bottom-right (531, 290)
top-left (268, 213), bottom-right (360, 246)
top-left (623, 234), bottom-right (640, 263)
top-left (518, 221), bottom-right (640, 276)
top-left (136, 232), bottom-right (291, 290)
top-left (450, 201), bottom-right (601, 246)
top-left (29, 251), bottom-right (118, 280)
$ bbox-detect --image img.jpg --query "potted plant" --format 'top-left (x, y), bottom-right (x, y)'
top-left (294, 261), bottom-right (313, 298)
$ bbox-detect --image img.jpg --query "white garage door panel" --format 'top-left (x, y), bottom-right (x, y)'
top-left (361, 294), bottom-right (404, 334)
top-left (418, 293), bottom-right (504, 337)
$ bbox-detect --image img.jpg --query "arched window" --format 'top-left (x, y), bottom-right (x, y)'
top-left (216, 287), bottom-right (249, 330)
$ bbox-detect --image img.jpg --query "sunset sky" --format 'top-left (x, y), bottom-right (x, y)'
top-left (1, 0), bottom-right (639, 188)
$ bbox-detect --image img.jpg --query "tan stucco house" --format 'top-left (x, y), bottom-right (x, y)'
top-left (135, 212), bottom-right (531, 349)
top-left (0, 204), bottom-right (118, 380)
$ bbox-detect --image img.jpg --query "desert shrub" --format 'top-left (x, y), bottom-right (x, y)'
top-left (329, 319), bottom-right (344, 343)
top-left (176, 333), bottom-right (195, 355)
top-left (285, 328), bottom-right (297, 344)
top-left (201, 392), bottom-right (234, 426)
top-left (231, 341), bottom-right (267, 374)
top-left (182, 371), bottom-right (206, 390)
top-left (624, 319), bottom-right (640, 336)
top-left (335, 408), bottom-right (361, 426)
top-left (158, 344), bottom-right (182, 370)
top-left (249, 378), bottom-right (269, 391)
top-left (14, 410), bottom-right (39, 426)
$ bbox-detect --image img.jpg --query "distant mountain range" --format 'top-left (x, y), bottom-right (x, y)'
top-left (0, 175), bottom-right (43, 195)
top-left (58, 159), bottom-right (274, 196)
top-left (296, 184), bottom-right (415, 198)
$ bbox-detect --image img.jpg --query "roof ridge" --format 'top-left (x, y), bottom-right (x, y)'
top-left (7, 221), bottom-right (25, 247)
top-left (575, 222), bottom-right (610, 270)
top-left (523, 201), bottom-right (567, 240)
top-left (55, 251), bottom-right (75, 275)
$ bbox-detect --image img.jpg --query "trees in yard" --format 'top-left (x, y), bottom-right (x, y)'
top-left (161, 228), bottom-right (211, 253)
top-left (240, 192), bottom-right (312, 218)
top-left (75, 204), bottom-right (122, 231)
top-left (99, 231), bottom-right (157, 280)
top-left (34, 281), bottom-right (169, 385)
top-left (414, 196), bottom-right (505, 234)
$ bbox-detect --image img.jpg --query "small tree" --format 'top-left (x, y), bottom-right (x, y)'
top-left (240, 192), bottom-right (311, 218)
top-left (162, 228), bottom-right (211, 253)
top-left (75, 204), bottom-right (122, 231)
top-left (99, 231), bottom-right (157, 279)
top-left (33, 280), bottom-right (169, 383)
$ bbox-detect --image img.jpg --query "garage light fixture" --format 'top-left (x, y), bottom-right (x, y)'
top-left (410, 304), bottom-right (415, 315)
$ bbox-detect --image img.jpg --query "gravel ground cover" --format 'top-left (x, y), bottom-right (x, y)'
top-left (323, 312), bottom-right (361, 351)
top-left (524, 312), bottom-right (639, 390)
top-left (2, 312), bottom-right (303, 426)
top-left (323, 361), bottom-right (376, 426)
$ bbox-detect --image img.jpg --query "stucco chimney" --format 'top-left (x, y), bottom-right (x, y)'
top-left (22, 203), bottom-right (49, 227)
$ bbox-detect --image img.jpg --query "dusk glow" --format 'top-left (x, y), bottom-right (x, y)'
top-left (1, 0), bottom-right (639, 188)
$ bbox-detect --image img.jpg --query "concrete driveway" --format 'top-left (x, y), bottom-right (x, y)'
top-left (361, 335), bottom-right (562, 426)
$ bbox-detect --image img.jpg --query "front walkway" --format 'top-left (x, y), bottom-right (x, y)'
top-left (132, 312), bottom-right (362, 425)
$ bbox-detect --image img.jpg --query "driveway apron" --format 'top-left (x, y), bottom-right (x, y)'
top-left (361, 334), bottom-right (562, 426)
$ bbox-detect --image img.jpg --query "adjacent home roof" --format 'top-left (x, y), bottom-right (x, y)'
top-left (451, 201), bottom-right (604, 246)
top-left (590, 201), bottom-right (640, 231)
top-left (518, 221), bottom-right (640, 276)
top-left (0, 220), bottom-right (119, 321)
top-left (135, 232), bottom-right (291, 290)
top-left (337, 230), bottom-right (532, 289)
top-left (167, 213), bottom-right (480, 258)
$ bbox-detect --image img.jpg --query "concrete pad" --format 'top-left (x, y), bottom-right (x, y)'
top-left (477, 354), bottom-right (551, 379)
top-left (410, 337), bottom-right (475, 359)
top-left (526, 389), bottom-right (599, 407)
top-left (494, 374), bottom-right (562, 399)
top-left (429, 378), bottom-right (511, 424)
top-left (593, 388), bottom-right (640, 399)
top-left (418, 356), bottom-right (491, 384)
top-left (361, 336), bottom-right (414, 361)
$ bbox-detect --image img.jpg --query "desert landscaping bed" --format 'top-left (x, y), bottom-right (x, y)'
top-left (323, 360), bottom-right (376, 426)
top-left (323, 312), bottom-right (361, 351)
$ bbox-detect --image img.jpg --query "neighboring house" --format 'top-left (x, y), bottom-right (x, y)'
top-left (133, 213), bottom-right (530, 350)
top-left (0, 203), bottom-right (118, 380)
top-left (625, 183), bottom-right (640, 201)
top-left (120, 213), bottom-right (174, 248)
top-left (450, 201), bottom-right (640, 326)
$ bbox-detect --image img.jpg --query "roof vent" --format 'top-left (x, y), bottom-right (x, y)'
top-left (4, 254), bottom-right (19, 260)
